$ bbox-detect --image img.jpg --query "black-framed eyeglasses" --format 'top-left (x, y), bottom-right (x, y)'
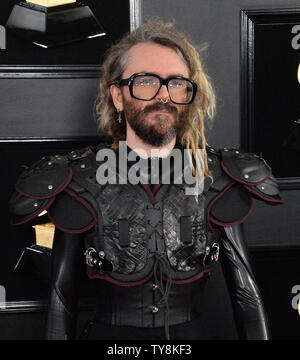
top-left (117, 73), bottom-right (197, 105)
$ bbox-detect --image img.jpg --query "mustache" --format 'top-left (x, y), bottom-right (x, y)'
top-left (142, 102), bottom-right (178, 116)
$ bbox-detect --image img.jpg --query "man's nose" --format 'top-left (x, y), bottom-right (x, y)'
top-left (156, 84), bottom-right (170, 101)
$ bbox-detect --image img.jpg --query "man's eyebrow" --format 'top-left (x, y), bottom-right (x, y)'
top-left (138, 72), bottom-right (189, 78)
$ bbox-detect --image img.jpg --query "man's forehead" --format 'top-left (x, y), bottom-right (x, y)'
top-left (122, 42), bottom-right (190, 78)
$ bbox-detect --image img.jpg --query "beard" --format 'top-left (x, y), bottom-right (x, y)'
top-left (123, 99), bottom-right (189, 147)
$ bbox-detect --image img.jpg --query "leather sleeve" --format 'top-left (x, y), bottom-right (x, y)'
top-left (44, 229), bottom-right (84, 340)
top-left (219, 224), bottom-right (270, 340)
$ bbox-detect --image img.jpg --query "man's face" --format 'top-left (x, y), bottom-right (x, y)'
top-left (111, 42), bottom-right (190, 147)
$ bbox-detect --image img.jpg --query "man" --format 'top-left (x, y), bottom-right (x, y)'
top-left (10, 18), bottom-right (282, 340)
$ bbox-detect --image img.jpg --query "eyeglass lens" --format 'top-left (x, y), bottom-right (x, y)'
top-left (132, 75), bottom-right (193, 104)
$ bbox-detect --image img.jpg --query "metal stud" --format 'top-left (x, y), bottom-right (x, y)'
top-left (152, 284), bottom-right (158, 291)
top-left (244, 174), bottom-right (249, 179)
top-left (130, 242), bottom-right (137, 248)
top-left (48, 161), bottom-right (52, 166)
top-left (80, 164), bottom-right (86, 169)
top-left (208, 158), bottom-right (213, 162)
top-left (33, 203), bottom-right (39, 207)
top-left (99, 251), bottom-right (105, 258)
top-left (261, 186), bottom-right (265, 190)
top-left (48, 185), bottom-right (53, 190)
top-left (152, 306), bottom-right (159, 313)
top-left (235, 150), bottom-right (239, 154)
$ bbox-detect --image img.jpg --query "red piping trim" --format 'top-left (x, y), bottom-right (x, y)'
top-left (141, 184), bottom-right (156, 205)
top-left (208, 194), bottom-right (253, 227)
top-left (15, 167), bottom-right (73, 200)
top-left (206, 181), bottom-right (235, 230)
top-left (88, 269), bottom-right (155, 286)
top-left (245, 185), bottom-right (283, 204)
top-left (88, 267), bottom-right (211, 287)
top-left (10, 196), bottom-right (55, 227)
top-left (47, 187), bottom-right (98, 234)
top-left (64, 187), bottom-right (98, 223)
top-left (152, 181), bottom-right (161, 196)
top-left (221, 161), bottom-right (271, 186)
top-left (160, 268), bottom-right (211, 284)
top-left (47, 212), bottom-right (95, 234)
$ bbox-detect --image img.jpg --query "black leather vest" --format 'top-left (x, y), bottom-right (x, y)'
top-left (83, 180), bottom-right (211, 284)
top-left (65, 144), bottom-right (216, 285)
top-left (10, 142), bottom-right (282, 331)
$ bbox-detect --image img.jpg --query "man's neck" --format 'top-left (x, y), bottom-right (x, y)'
top-left (126, 129), bottom-right (176, 159)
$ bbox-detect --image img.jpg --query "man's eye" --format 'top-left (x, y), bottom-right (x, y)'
top-left (135, 77), bottom-right (158, 86)
top-left (169, 80), bottom-right (184, 88)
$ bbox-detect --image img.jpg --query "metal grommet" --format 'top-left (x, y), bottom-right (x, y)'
top-left (152, 284), bottom-right (158, 291)
top-left (98, 251), bottom-right (105, 258)
top-left (152, 306), bottom-right (159, 313)
top-left (130, 242), bottom-right (137, 248)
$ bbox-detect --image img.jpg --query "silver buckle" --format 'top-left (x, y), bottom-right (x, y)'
top-left (210, 243), bottom-right (220, 262)
top-left (84, 247), bottom-right (98, 267)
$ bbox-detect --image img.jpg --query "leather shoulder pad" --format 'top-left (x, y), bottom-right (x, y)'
top-left (47, 189), bottom-right (96, 233)
top-left (246, 174), bottom-right (282, 204)
top-left (206, 148), bottom-right (283, 229)
top-left (206, 146), bottom-right (232, 192)
top-left (15, 155), bottom-right (72, 198)
top-left (220, 148), bottom-right (271, 185)
top-left (11, 147), bottom-right (99, 232)
top-left (208, 182), bottom-right (252, 227)
top-left (9, 190), bottom-right (54, 226)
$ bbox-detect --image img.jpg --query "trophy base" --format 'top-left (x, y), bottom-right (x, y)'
top-left (6, 1), bottom-right (106, 48)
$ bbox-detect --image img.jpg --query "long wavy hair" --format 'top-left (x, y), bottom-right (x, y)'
top-left (95, 18), bottom-right (216, 181)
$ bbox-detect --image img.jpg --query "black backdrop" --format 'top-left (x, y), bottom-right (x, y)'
top-left (0, 0), bottom-right (129, 307)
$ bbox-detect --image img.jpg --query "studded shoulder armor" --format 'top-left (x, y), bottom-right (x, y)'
top-left (205, 146), bottom-right (283, 229)
top-left (9, 146), bottom-right (100, 233)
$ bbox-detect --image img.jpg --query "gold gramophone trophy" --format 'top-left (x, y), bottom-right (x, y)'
top-left (6, 0), bottom-right (106, 48)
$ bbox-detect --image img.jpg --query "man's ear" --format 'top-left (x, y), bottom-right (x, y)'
top-left (110, 85), bottom-right (124, 111)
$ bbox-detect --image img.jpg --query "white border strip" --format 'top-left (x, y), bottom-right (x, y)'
top-left (130, 0), bottom-right (143, 31)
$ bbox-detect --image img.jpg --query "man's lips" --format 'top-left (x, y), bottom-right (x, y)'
top-left (143, 102), bottom-right (178, 116)
top-left (151, 109), bottom-right (172, 115)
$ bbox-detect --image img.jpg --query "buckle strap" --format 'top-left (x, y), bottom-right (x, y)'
top-left (84, 247), bottom-right (113, 271)
top-left (203, 242), bottom-right (220, 267)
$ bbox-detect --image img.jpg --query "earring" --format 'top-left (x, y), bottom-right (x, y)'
top-left (117, 110), bottom-right (122, 124)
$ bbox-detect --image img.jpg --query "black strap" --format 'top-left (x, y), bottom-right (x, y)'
top-left (118, 219), bottom-right (130, 247)
top-left (180, 216), bottom-right (192, 244)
